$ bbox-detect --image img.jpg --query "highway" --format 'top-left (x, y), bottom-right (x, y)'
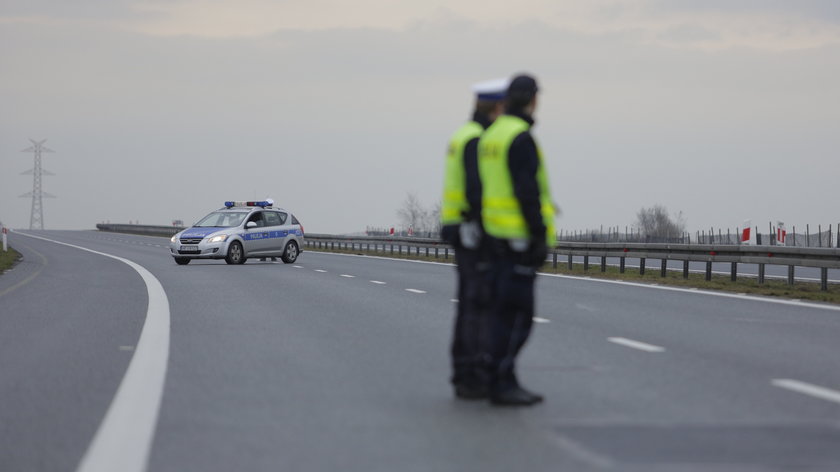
top-left (2, 230), bottom-right (840, 471)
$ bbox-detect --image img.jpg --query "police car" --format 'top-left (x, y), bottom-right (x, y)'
top-left (169, 200), bottom-right (304, 265)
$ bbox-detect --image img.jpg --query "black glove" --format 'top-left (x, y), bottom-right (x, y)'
top-left (526, 239), bottom-right (548, 267)
top-left (440, 225), bottom-right (460, 247)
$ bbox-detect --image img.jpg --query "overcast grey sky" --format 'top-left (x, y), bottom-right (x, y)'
top-left (2, 0), bottom-right (839, 234)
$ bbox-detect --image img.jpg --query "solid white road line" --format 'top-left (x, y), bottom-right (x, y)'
top-left (0, 242), bottom-right (48, 298)
top-left (772, 379), bottom-right (840, 405)
top-left (16, 232), bottom-right (171, 472)
top-left (405, 289), bottom-right (427, 294)
top-left (540, 272), bottom-right (840, 313)
top-left (607, 337), bottom-right (665, 353)
top-left (370, 280), bottom-right (387, 285)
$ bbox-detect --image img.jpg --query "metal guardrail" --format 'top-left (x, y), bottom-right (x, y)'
top-left (96, 223), bottom-right (185, 237)
top-left (302, 234), bottom-right (840, 291)
top-left (95, 225), bottom-right (840, 291)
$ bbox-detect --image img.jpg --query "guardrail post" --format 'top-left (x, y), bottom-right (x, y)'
top-left (583, 255), bottom-right (589, 271)
top-left (758, 264), bottom-right (765, 284)
top-left (552, 252), bottom-right (557, 269)
top-left (426, 247), bottom-right (429, 257)
top-left (639, 258), bottom-right (646, 275)
top-left (601, 256), bottom-right (607, 272)
top-left (788, 265), bottom-right (795, 286)
top-left (660, 259), bottom-right (667, 277)
top-left (445, 248), bottom-right (449, 259)
top-left (390, 244), bottom-right (394, 255)
top-left (416, 246), bottom-right (420, 256)
top-left (620, 257), bottom-right (625, 273)
top-left (730, 262), bottom-right (737, 282)
top-left (705, 261), bottom-right (712, 281)
top-left (567, 254), bottom-right (573, 270)
top-left (435, 247), bottom-right (439, 258)
top-left (683, 260), bottom-right (689, 279)
top-left (821, 268), bottom-right (829, 291)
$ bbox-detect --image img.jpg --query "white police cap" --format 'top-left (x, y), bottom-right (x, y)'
top-left (472, 77), bottom-right (509, 101)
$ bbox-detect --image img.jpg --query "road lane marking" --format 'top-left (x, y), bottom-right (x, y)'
top-left (772, 379), bottom-right (840, 405)
top-left (370, 280), bottom-right (386, 285)
top-left (314, 269), bottom-right (327, 273)
top-left (540, 272), bottom-right (840, 312)
top-left (607, 337), bottom-right (665, 353)
top-left (340, 274), bottom-right (355, 278)
top-left (451, 299), bottom-right (459, 303)
top-left (0, 242), bottom-right (48, 298)
top-left (533, 317), bottom-right (551, 323)
top-left (292, 265), bottom-right (303, 269)
top-left (406, 289), bottom-right (426, 294)
top-left (16, 232), bottom-right (170, 472)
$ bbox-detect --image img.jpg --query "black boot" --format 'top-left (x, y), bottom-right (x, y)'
top-left (489, 385), bottom-right (543, 406)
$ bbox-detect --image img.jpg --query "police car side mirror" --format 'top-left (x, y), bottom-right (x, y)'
top-left (246, 221), bottom-right (257, 229)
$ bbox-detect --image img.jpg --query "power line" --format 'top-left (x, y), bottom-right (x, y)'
top-left (20, 139), bottom-right (56, 230)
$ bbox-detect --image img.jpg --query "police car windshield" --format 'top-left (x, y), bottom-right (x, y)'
top-left (194, 211), bottom-right (248, 228)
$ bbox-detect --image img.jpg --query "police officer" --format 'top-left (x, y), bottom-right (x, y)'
top-left (441, 78), bottom-right (508, 399)
top-left (478, 74), bottom-right (556, 406)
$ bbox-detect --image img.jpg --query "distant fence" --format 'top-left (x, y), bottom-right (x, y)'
top-left (96, 224), bottom-right (840, 291)
top-left (557, 223), bottom-right (840, 248)
top-left (301, 234), bottom-right (840, 292)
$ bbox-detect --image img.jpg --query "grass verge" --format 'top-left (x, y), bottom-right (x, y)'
top-left (0, 247), bottom-right (22, 274)
top-left (305, 246), bottom-right (840, 305)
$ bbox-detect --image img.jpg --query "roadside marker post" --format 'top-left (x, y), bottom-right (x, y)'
top-left (1, 225), bottom-right (7, 252)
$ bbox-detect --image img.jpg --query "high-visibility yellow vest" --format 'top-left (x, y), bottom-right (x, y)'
top-left (441, 121), bottom-right (484, 225)
top-left (478, 115), bottom-right (556, 246)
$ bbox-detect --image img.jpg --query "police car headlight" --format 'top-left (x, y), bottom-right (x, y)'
top-left (170, 235), bottom-right (178, 242)
top-left (207, 234), bottom-right (228, 243)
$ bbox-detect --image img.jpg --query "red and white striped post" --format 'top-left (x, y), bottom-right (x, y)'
top-left (776, 221), bottom-right (787, 246)
top-left (741, 219), bottom-right (752, 245)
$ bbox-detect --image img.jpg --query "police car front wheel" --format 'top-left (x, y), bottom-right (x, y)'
top-left (225, 241), bottom-right (247, 265)
top-left (174, 257), bottom-right (190, 265)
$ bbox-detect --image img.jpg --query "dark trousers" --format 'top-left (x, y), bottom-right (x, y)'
top-left (485, 246), bottom-right (537, 392)
top-left (450, 244), bottom-right (490, 387)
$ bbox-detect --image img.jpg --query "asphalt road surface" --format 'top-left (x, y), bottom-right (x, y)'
top-left (2, 230), bottom-right (840, 472)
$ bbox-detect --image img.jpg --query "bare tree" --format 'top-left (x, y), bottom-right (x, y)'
top-left (396, 193), bottom-right (442, 236)
top-left (635, 205), bottom-right (686, 240)
top-left (397, 193), bottom-right (427, 232)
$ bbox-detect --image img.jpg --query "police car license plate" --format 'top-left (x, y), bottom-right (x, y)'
top-left (181, 245), bottom-right (200, 253)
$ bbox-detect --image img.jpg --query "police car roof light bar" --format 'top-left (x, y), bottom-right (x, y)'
top-left (224, 200), bottom-right (273, 208)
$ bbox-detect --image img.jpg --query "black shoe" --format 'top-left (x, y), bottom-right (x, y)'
top-left (489, 386), bottom-right (544, 406)
top-left (454, 383), bottom-right (489, 400)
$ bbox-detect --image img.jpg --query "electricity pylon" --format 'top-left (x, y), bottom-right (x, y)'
top-left (20, 139), bottom-right (56, 230)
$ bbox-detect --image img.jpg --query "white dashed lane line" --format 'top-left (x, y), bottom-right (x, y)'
top-left (405, 289), bottom-right (427, 294)
top-left (340, 274), bottom-right (355, 278)
top-left (370, 281), bottom-right (387, 285)
top-left (292, 265), bottom-right (303, 269)
top-left (314, 269), bottom-right (327, 273)
top-left (607, 337), bottom-right (666, 353)
top-left (772, 379), bottom-right (840, 405)
top-left (450, 299), bottom-right (459, 303)
top-left (533, 317), bottom-right (551, 323)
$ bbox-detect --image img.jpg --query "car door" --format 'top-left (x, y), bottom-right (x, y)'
top-left (262, 210), bottom-right (286, 254)
top-left (243, 211), bottom-right (271, 255)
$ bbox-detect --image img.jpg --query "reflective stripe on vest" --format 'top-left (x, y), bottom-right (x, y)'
top-left (478, 115), bottom-right (556, 246)
top-left (441, 121), bottom-right (483, 225)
